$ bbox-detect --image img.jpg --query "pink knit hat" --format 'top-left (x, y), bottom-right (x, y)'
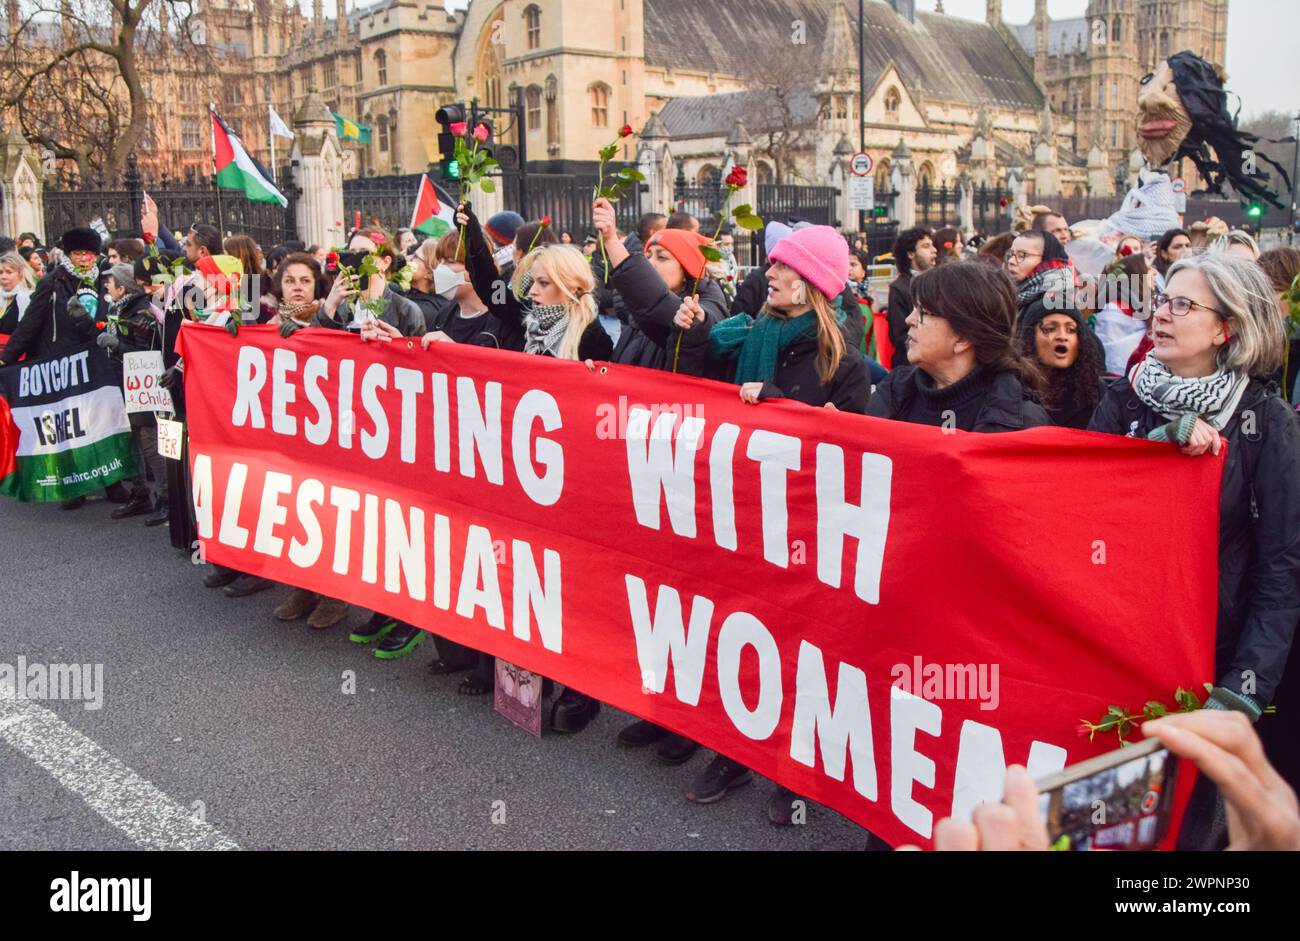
top-left (767, 225), bottom-right (849, 301)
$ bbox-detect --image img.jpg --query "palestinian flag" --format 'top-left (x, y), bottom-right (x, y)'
top-left (211, 107), bottom-right (288, 207)
top-left (0, 344), bottom-right (138, 503)
top-left (411, 175), bottom-right (456, 237)
top-left (332, 111), bottom-right (372, 145)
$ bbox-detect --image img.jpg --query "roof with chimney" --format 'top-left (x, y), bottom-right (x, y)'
top-left (642, 0), bottom-right (1044, 111)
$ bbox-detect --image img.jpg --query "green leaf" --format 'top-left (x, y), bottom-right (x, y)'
top-left (478, 177), bottom-right (495, 193)
top-left (734, 212), bottom-right (765, 232)
top-left (617, 167), bottom-right (646, 182)
top-left (599, 143), bottom-right (618, 161)
top-left (732, 203), bottom-right (753, 216)
top-left (699, 244), bottom-right (723, 262)
top-left (1142, 700), bottom-right (1168, 719)
top-left (1174, 687), bottom-right (1202, 712)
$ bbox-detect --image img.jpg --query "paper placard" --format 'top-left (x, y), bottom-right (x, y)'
top-left (123, 350), bottom-right (174, 414)
top-left (157, 417), bottom-right (184, 460)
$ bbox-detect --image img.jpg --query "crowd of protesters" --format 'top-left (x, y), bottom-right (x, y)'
top-left (2, 191), bottom-right (1298, 851)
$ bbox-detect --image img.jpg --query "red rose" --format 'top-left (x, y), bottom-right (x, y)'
top-left (472, 123), bottom-right (490, 142)
top-left (999, 198), bottom-right (1008, 208)
top-left (1075, 722), bottom-right (1093, 739)
top-left (724, 165), bottom-right (747, 189)
top-left (95, 321), bottom-right (106, 330)
top-left (449, 121), bottom-right (468, 137)
top-left (541, 215), bottom-right (552, 227)
top-left (141, 231), bottom-right (156, 245)
top-left (1120, 244), bottom-right (1134, 256)
top-left (943, 241), bottom-right (954, 249)
top-left (619, 124), bottom-right (634, 138)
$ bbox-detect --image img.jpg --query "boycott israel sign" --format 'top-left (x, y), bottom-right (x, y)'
top-left (0, 345), bottom-right (139, 502)
top-left (177, 324), bottom-right (1218, 847)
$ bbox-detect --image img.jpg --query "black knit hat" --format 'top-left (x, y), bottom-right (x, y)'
top-left (60, 227), bottom-right (102, 254)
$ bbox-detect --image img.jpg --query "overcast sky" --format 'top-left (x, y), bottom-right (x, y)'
top-left (349, 1), bottom-right (1297, 121)
top-left (919, 0), bottom-right (1298, 119)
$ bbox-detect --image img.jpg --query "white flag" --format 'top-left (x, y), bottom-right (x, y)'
top-left (268, 106), bottom-right (293, 139)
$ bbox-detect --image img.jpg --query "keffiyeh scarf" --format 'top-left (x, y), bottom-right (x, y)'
top-left (1129, 352), bottom-right (1250, 431)
top-left (524, 303), bottom-right (569, 357)
top-left (1015, 260), bottom-right (1073, 307)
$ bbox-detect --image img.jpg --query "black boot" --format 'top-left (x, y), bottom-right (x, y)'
top-left (550, 688), bottom-right (600, 734)
top-left (104, 481), bottom-right (132, 503)
top-left (60, 496), bottom-right (87, 511)
top-left (223, 574), bottom-right (274, 597)
top-left (686, 755), bottom-right (752, 804)
top-left (144, 496), bottom-right (169, 527)
top-left (110, 490), bottom-right (152, 519)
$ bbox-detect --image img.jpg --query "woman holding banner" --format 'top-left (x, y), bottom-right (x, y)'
top-left (677, 224), bottom-right (870, 813)
top-left (0, 251), bottom-right (36, 329)
top-left (590, 197), bottom-right (727, 764)
top-left (867, 262), bottom-right (1049, 432)
top-left (1089, 251), bottom-right (1300, 847)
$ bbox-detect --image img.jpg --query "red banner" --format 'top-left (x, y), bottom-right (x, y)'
top-left (178, 324), bottom-right (1219, 847)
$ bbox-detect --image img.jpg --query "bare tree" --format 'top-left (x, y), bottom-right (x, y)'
top-left (1, 0), bottom-right (210, 178)
top-left (1241, 110), bottom-right (1298, 201)
top-left (733, 58), bottom-right (821, 186)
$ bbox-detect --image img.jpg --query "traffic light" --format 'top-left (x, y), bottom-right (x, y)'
top-left (1247, 201), bottom-right (1263, 219)
top-left (435, 103), bottom-right (467, 182)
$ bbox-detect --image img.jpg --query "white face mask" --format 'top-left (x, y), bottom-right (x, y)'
top-left (433, 264), bottom-right (466, 299)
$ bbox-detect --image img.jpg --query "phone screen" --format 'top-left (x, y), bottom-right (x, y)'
top-left (1036, 738), bottom-right (1179, 851)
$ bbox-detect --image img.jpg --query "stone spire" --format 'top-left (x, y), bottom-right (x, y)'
top-left (818, 0), bottom-right (859, 93)
top-left (986, 0), bottom-right (1002, 26)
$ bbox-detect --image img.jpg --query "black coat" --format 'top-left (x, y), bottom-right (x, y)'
top-left (608, 251), bottom-right (727, 376)
top-left (867, 365), bottom-right (1050, 432)
top-left (0, 264), bottom-right (102, 365)
top-left (461, 205), bottom-right (528, 352)
top-left (1089, 378), bottom-right (1300, 707)
top-left (592, 233), bottom-right (643, 322)
top-left (886, 275), bottom-right (912, 368)
top-left (730, 264), bottom-right (769, 317)
top-left (104, 292), bottom-right (162, 355)
top-left (406, 289), bottom-right (455, 332)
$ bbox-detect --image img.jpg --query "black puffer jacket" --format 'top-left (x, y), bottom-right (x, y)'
top-left (1089, 378), bottom-right (1300, 708)
top-left (0, 263), bottom-right (103, 365)
top-left (730, 264), bottom-right (769, 317)
top-left (867, 365), bottom-right (1050, 432)
top-left (592, 232), bottom-right (644, 322)
top-left (608, 251), bottom-right (727, 376)
top-left (103, 292), bottom-right (162, 355)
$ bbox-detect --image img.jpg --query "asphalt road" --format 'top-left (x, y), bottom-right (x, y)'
top-left (0, 493), bottom-right (868, 850)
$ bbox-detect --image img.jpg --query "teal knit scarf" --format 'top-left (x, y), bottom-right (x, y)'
top-left (708, 310), bottom-right (820, 385)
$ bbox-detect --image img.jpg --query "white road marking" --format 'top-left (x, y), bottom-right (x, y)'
top-left (0, 682), bottom-right (240, 851)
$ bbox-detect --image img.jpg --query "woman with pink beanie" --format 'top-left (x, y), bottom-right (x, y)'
top-left (673, 225), bottom-right (870, 814)
top-left (678, 224), bottom-right (870, 412)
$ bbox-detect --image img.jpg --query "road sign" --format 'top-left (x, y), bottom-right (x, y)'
top-left (848, 176), bottom-right (875, 211)
top-left (1171, 177), bottom-right (1187, 213)
top-left (850, 152), bottom-right (874, 177)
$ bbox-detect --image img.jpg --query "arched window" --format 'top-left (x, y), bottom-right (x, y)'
top-left (875, 159), bottom-right (890, 191)
top-left (354, 55), bottom-right (363, 84)
top-left (1111, 80), bottom-right (1118, 107)
top-left (697, 164), bottom-right (719, 186)
top-left (526, 85), bottom-right (542, 131)
top-left (476, 13), bottom-right (504, 111)
top-left (1111, 17), bottom-right (1122, 42)
top-left (378, 115), bottom-right (390, 153)
top-left (884, 86), bottom-right (901, 120)
top-left (375, 49), bottom-right (387, 86)
top-left (524, 5), bottom-right (541, 50)
top-left (263, 79), bottom-right (271, 102)
top-left (917, 162), bottom-right (934, 190)
top-left (1159, 30), bottom-right (1169, 58)
top-left (757, 161), bottom-right (775, 185)
top-left (590, 83), bottom-right (610, 127)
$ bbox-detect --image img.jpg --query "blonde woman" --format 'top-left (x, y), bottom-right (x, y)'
top-left (454, 203), bottom-right (609, 359)
top-left (514, 244), bottom-right (611, 361)
top-left (0, 251), bottom-right (36, 330)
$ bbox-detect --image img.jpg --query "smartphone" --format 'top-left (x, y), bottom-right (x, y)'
top-left (1035, 737), bottom-right (1179, 851)
top-left (336, 251), bottom-right (369, 292)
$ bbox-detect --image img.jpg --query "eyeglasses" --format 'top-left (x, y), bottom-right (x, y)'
top-left (1152, 292), bottom-right (1227, 318)
top-left (1004, 250), bottom-right (1042, 264)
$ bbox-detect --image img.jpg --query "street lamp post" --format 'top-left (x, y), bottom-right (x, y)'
top-left (858, 0), bottom-right (866, 237)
